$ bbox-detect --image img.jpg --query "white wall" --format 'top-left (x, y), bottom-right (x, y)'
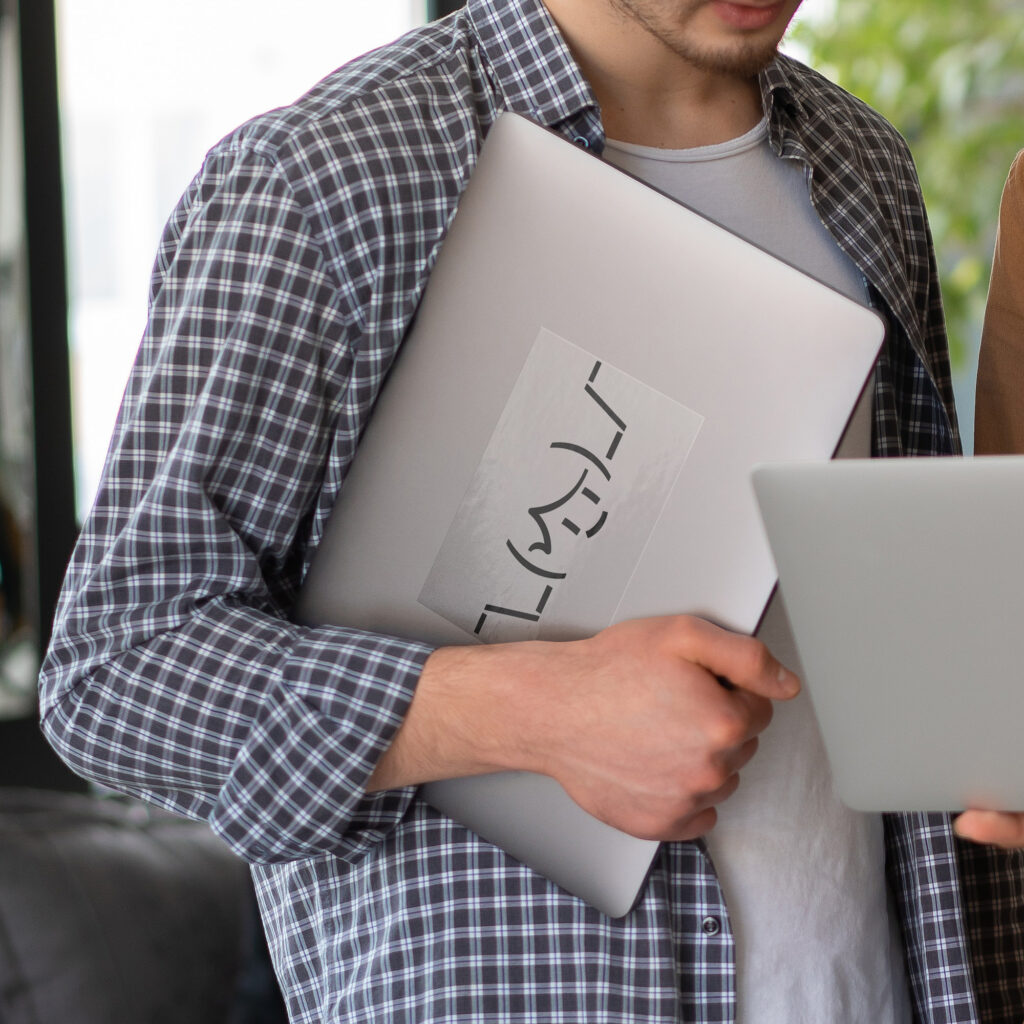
top-left (57, 0), bottom-right (426, 514)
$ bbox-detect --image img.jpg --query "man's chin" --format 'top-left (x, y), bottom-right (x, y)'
top-left (685, 42), bottom-right (782, 78)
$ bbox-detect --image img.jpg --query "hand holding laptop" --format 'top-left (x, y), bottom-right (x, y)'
top-left (369, 613), bottom-right (800, 842)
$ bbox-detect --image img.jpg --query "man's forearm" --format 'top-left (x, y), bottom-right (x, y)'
top-left (368, 615), bottom-right (800, 842)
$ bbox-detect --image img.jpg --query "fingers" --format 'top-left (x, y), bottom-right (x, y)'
top-left (672, 806), bottom-right (720, 842)
top-left (721, 688), bottom-right (775, 745)
top-left (617, 770), bottom-right (743, 843)
top-left (728, 735), bottom-right (760, 775)
top-left (675, 616), bottom-right (800, 702)
top-left (518, 614), bottom-right (796, 843)
top-left (953, 810), bottom-right (1024, 849)
top-left (615, 740), bottom-right (759, 842)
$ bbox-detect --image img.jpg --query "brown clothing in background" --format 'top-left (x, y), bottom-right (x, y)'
top-left (976, 150), bottom-right (1024, 453)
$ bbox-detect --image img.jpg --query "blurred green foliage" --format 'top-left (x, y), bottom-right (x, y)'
top-left (791, 1), bottom-right (1024, 369)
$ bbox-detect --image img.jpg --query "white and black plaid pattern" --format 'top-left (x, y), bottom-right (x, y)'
top-left (39, 1), bottom-right (1024, 1021)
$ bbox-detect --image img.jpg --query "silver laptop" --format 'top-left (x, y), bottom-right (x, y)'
top-left (752, 455), bottom-right (1024, 814)
top-left (295, 112), bottom-right (884, 917)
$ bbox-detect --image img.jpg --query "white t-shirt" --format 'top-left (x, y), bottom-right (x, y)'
top-left (603, 121), bottom-right (913, 1024)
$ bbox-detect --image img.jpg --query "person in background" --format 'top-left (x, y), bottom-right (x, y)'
top-left (955, 149), bottom-right (1024, 851)
top-left (38, 2), bottom-right (1024, 1021)
top-left (974, 150), bottom-right (1024, 456)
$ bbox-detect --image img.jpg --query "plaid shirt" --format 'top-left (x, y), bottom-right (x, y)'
top-left (39, 1), bottom-right (1024, 1021)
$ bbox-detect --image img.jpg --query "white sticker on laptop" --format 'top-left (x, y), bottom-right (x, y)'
top-left (419, 328), bottom-right (703, 643)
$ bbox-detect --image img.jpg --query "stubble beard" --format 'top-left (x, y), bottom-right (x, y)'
top-left (609, 0), bottom-right (789, 78)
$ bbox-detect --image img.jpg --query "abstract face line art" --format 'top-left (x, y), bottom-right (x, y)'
top-left (476, 362), bottom-right (626, 636)
top-left (420, 328), bottom-right (703, 644)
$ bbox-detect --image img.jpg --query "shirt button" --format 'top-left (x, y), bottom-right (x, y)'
top-left (701, 916), bottom-right (721, 936)
top-left (572, 135), bottom-right (590, 148)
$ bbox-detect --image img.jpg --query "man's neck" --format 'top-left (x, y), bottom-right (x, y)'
top-left (542, 0), bottom-right (767, 149)
top-left (596, 75), bottom-right (764, 149)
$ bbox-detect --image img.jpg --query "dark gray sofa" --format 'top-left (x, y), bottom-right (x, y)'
top-left (0, 788), bottom-right (264, 1024)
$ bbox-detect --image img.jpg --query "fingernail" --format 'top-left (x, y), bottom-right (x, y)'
top-left (778, 666), bottom-right (799, 696)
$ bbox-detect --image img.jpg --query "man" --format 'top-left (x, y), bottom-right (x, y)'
top-left (38, 1), bottom-right (1024, 1021)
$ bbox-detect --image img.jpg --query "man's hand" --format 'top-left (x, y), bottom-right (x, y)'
top-left (369, 614), bottom-right (799, 842)
top-left (954, 810), bottom-right (1024, 849)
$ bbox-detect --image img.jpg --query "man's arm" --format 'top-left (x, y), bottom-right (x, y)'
top-left (38, 147), bottom-right (438, 864)
top-left (370, 615), bottom-right (798, 841)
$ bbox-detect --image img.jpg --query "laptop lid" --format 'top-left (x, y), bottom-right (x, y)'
top-left (752, 455), bottom-right (1024, 814)
top-left (295, 112), bottom-right (884, 917)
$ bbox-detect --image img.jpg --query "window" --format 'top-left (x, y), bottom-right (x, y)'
top-left (57, 0), bottom-right (426, 515)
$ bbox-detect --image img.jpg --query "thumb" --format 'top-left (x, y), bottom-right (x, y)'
top-left (954, 810), bottom-right (1024, 849)
top-left (681, 618), bottom-right (800, 701)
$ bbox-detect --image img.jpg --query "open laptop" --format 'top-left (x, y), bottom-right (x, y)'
top-left (294, 112), bottom-right (885, 917)
top-left (752, 455), bottom-right (1024, 814)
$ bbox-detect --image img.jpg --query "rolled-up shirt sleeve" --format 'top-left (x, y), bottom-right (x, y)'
top-left (39, 141), bottom-right (434, 864)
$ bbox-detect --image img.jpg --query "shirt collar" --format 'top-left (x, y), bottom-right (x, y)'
top-left (467, 3), bottom-right (826, 155)
top-left (760, 57), bottom-right (806, 120)
top-left (466, 4), bottom-right (831, 139)
top-left (759, 53), bottom-right (818, 164)
top-left (467, 0), bottom-right (604, 147)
